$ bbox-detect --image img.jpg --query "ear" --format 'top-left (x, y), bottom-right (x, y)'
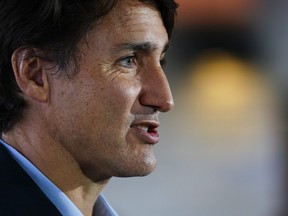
top-left (11, 47), bottom-right (50, 103)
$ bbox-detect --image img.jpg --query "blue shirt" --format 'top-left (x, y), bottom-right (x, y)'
top-left (0, 139), bottom-right (118, 216)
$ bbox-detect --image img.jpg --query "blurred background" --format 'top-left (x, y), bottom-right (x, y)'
top-left (104, 0), bottom-right (287, 215)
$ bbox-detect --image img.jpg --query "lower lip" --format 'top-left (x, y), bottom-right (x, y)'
top-left (131, 127), bottom-right (160, 144)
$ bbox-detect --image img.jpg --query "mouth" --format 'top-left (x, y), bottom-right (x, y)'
top-left (130, 121), bottom-right (160, 144)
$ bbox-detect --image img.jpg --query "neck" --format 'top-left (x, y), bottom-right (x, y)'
top-left (2, 126), bottom-right (109, 216)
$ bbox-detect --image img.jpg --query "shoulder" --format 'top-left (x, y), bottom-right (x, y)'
top-left (0, 143), bottom-right (61, 216)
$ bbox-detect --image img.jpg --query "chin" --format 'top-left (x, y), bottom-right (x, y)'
top-left (117, 158), bottom-right (157, 178)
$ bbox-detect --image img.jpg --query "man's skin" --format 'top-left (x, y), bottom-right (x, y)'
top-left (2, 0), bottom-right (174, 215)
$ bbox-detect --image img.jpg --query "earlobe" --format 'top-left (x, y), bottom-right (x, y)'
top-left (11, 47), bottom-right (50, 103)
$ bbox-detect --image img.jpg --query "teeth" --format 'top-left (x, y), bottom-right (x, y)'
top-left (137, 125), bottom-right (149, 131)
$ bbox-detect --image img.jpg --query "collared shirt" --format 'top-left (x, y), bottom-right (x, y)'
top-left (0, 139), bottom-right (118, 216)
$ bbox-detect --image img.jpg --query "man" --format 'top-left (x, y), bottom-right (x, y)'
top-left (0, 0), bottom-right (177, 215)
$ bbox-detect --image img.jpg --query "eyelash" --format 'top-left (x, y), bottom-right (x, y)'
top-left (119, 55), bottom-right (137, 69)
top-left (160, 58), bottom-right (167, 67)
top-left (118, 55), bottom-right (167, 69)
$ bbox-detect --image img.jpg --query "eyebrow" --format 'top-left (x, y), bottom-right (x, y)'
top-left (111, 42), bottom-right (169, 54)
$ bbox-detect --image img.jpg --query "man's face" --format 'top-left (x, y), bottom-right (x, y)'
top-left (47, 0), bottom-right (174, 181)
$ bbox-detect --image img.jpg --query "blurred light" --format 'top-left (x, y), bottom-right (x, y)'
top-left (176, 0), bottom-right (260, 27)
top-left (178, 51), bottom-right (279, 154)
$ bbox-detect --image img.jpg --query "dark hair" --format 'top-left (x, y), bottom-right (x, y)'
top-left (0, 0), bottom-right (177, 132)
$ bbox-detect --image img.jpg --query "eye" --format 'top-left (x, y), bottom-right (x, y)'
top-left (118, 55), bottom-right (137, 68)
top-left (160, 58), bottom-right (167, 67)
top-left (160, 52), bottom-right (167, 67)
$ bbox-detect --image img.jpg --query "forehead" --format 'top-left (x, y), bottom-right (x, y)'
top-left (84, 0), bottom-right (168, 48)
top-left (105, 0), bottom-right (160, 26)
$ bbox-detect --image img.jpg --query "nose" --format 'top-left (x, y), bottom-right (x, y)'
top-left (139, 65), bottom-right (174, 112)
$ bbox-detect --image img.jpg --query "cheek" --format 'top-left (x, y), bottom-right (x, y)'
top-left (100, 77), bottom-right (141, 113)
top-left (82, 78), bottom-right (141, 138)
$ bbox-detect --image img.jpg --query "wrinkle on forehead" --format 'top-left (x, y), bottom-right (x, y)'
top-left (79, 0), bottom-right (167, 56)
top-left (100, 0), bottom-right (161, 29)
